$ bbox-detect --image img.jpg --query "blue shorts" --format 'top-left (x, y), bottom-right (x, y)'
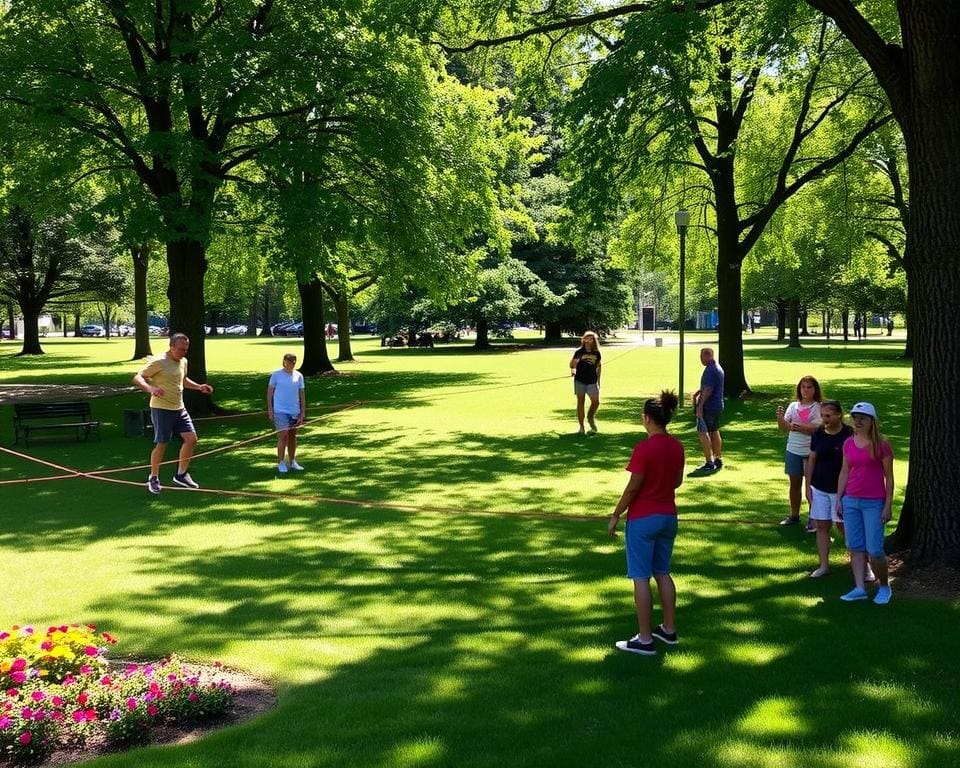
top-left (698, 409), bottom-right (721, 433)
top-left (151, 407), bottom-right (195, 444)
top-left (625, 515), bottom-right (678, 579)
top-left (273, 412), bottom-right (300, 431)
top-left (841, 496), bottom-right (886, 557)
top-left (784, 450), bottom-right (806, 477)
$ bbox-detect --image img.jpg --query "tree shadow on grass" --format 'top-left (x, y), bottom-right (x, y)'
top-left (11, 496), bottom-right (956, 768)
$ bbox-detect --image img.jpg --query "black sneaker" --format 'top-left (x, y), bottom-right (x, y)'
top-left (172, 472), bottom-right (199, 489)
top-left (651, 625), bottom-right (679, 645)
top-left (687, 463), bottom-right (716, 477)
top-left (615, 634), bottom-right (656, 655)
top-left (147, 475), bottom-right (161, 495)
top-left (713, 458), bottom-right (723, 470)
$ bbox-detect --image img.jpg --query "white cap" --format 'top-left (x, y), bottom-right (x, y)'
top-left (850, 402), bottom-right (878, 419)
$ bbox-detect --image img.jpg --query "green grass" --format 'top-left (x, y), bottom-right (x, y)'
top-left (1, 332), bottom-right (957, 768)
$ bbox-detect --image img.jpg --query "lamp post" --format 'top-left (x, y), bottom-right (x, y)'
top-left (675, 209), bottom-right (690, 404)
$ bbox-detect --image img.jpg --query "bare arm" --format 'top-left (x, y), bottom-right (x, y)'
top-left (267, 384), bottom-right (276, 419)
top-left (132, 372), bottom-right (161, 397)
top-left (835, 455), bottom-right (850, 518)
top-left (804, 451), bottom-right (817, 502)
top-left (881, 451), bottom-right (894, 522)
top-left (184, 377), bottom-right (213, 394)
top-left (608, 472), bottom-right (645, 536)
top-left (298, 388), bottom-right (306, 424)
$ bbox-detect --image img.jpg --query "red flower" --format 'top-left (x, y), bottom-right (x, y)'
top-left (147, 704), bottom-right (159, 717)
top-left (99, 675), bottom-right (112, 686)
top-left (77, 692), bottom-right (88, 706)
top-left (10, 659), bottom-right (26, 672)
top-left (19, 731), bottom-right (32, 745)
top-left (40, 641), bottom-right (53, 651)
top-left (126, 698), bottom-right (137, 712)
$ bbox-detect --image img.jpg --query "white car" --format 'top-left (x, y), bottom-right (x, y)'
top-left (224, 324), bottom-right (248, 335)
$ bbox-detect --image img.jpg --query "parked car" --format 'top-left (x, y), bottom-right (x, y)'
top-left (148, 325), bottom-right (167, 336)
top-left (224, 324), bottom-right (248, 335)
top-left (271, 322), bottom-right (294, 335)
top-left (285, 322), bottom-right (304, 336)
top-left (79, 324), bottom-right (105, 337)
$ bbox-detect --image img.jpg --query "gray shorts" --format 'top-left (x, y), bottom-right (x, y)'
top-left (574, 381), bottom-right (600, 397)
top-left (151, 407), bottom-right (195, 444)
top-left (697, 409), bottom-right (722, 433)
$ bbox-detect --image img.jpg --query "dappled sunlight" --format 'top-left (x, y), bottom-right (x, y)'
top-left (723, 641), bottom-right (789, 665)
top-left (390, 735), bottom-right (447, 767)
top-left (737, 696), bottom-right (808, 737)
top-left (832, 731), bottom-right (914, 768)
top-left (662, 651), bottom-right (705, 674)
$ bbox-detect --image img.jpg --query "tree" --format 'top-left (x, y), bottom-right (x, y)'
top-left (0, 1), bottom-right (444, 410)
top-left (441, 0), bottom-right (960, 567)
top-left (0, 206), bottom-right (109, 354)
top-left (560, 3), bottom-right (889, 395)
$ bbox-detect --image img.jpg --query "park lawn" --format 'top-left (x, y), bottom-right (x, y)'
top-left (1, 333), bottom-right (956, 768)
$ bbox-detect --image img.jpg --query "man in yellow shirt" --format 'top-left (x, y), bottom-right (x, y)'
top-left (133, 333), bottom-right (214, 494)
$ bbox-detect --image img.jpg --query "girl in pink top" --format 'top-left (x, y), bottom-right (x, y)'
top-left (835, 402), bottom-right (895, 604)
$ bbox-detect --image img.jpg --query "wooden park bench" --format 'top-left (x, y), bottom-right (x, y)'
top-left (13, 401), bottom-right (101, 447)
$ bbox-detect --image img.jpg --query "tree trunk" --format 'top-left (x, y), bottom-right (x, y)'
top-left (7, 303), bottom-right (16, 340)
top-left (823, 310), bottom-right (830, 340)
top-left (131, 244), bottom-right (152, 359)
top-left (63, 313), bottom-right (68, 337)
top-left (799, 305), bottom-right (809, 336)
top-left (715, 256), bottom-right (748, 395)
top-left (333, 291), bottom-right (353, 362)
top-left (248, 284), bottom-right (263, 337)
top-left (474, 316), bottom-right (491, 349)
top-left (787, 299), bottom-right (801, 348)
top-left (544, 321), bottom-right (562, 343)
top-left (297, 276), bottom-right (335, 375)
top-left (775, 299), bottom-right (786, 342)
top-left (16, 304), bottom-right (44, 355)
top-left (73, 311), bottom-right (81, 337)
top-left (259, 282), bottom-right (272, 337)
top-left (103, 304), bottom-right (112, 338)
top-left (868, 4), bottom-right (960, 565)
top-left (901, 278), bottom-right (913, 359)
top-left (166, 239), bottom-right (213, 415)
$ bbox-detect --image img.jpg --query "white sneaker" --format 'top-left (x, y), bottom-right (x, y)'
top-left (290, 461), bottom-right (305, 471)
top-left (278, 462), bottom-right (288, 473)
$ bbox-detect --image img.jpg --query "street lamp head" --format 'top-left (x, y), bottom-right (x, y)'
top-left (675, 209), bottom-right (690, 233)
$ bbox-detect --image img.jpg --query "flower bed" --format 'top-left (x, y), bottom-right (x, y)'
top-left (1, 624), bottom-right (236, 764)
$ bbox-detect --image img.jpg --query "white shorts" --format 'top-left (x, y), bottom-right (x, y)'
top-left (809, 487), bottom-right (840, 523)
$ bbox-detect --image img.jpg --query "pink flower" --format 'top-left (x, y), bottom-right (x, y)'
top-left (20, 708), bottom-right (33, 719)
top-left (99, 675), bottom-right (112, 686)
top-left (77, 692), bottom-right (88, 706)
top-left (11, 659), bottom-right (26, 672)
top-left (0, 715), bottom-right (11, 729)
top-left (51, 696), bottom-right (63, 708)
top-left (6, 689), bottom-right (18, 697)
top-left (72, 708), bottom-right (97, 723)
top-left (0, 632), bottom-right (9, 640)
top-left (187, 692), bottom-right (199, 702)
top-left (63, 675), bottom-right (76, 686)
top-left (19, 731), bottom-right (32, 745)
top-left (147, 704), bottom-right (159, 717)
top-left (125, 663), bottom-right (139, 674)
top-left (22, 627), bottom-right (34, 636)
top-left (51, 711), bottom-right (63, 722)
top-left (31, 691), bottom-right (45, 702)
top-left (126, 698), bottom-right (137, 712)
top-left (10, 672), bottom-right (25, 685)
top-left (79, 665), bottom-right (92, 675)
top-left (40, 641), bottom-right (53, 651)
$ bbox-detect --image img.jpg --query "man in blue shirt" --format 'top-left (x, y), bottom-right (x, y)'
top-left (689, 347), bottom-right (724, 476)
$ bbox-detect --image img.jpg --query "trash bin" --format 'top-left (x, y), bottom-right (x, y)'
top-left (123, 408), bottom-right (152, 437)
top-left (654, 337), bottom-right (663, 347)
